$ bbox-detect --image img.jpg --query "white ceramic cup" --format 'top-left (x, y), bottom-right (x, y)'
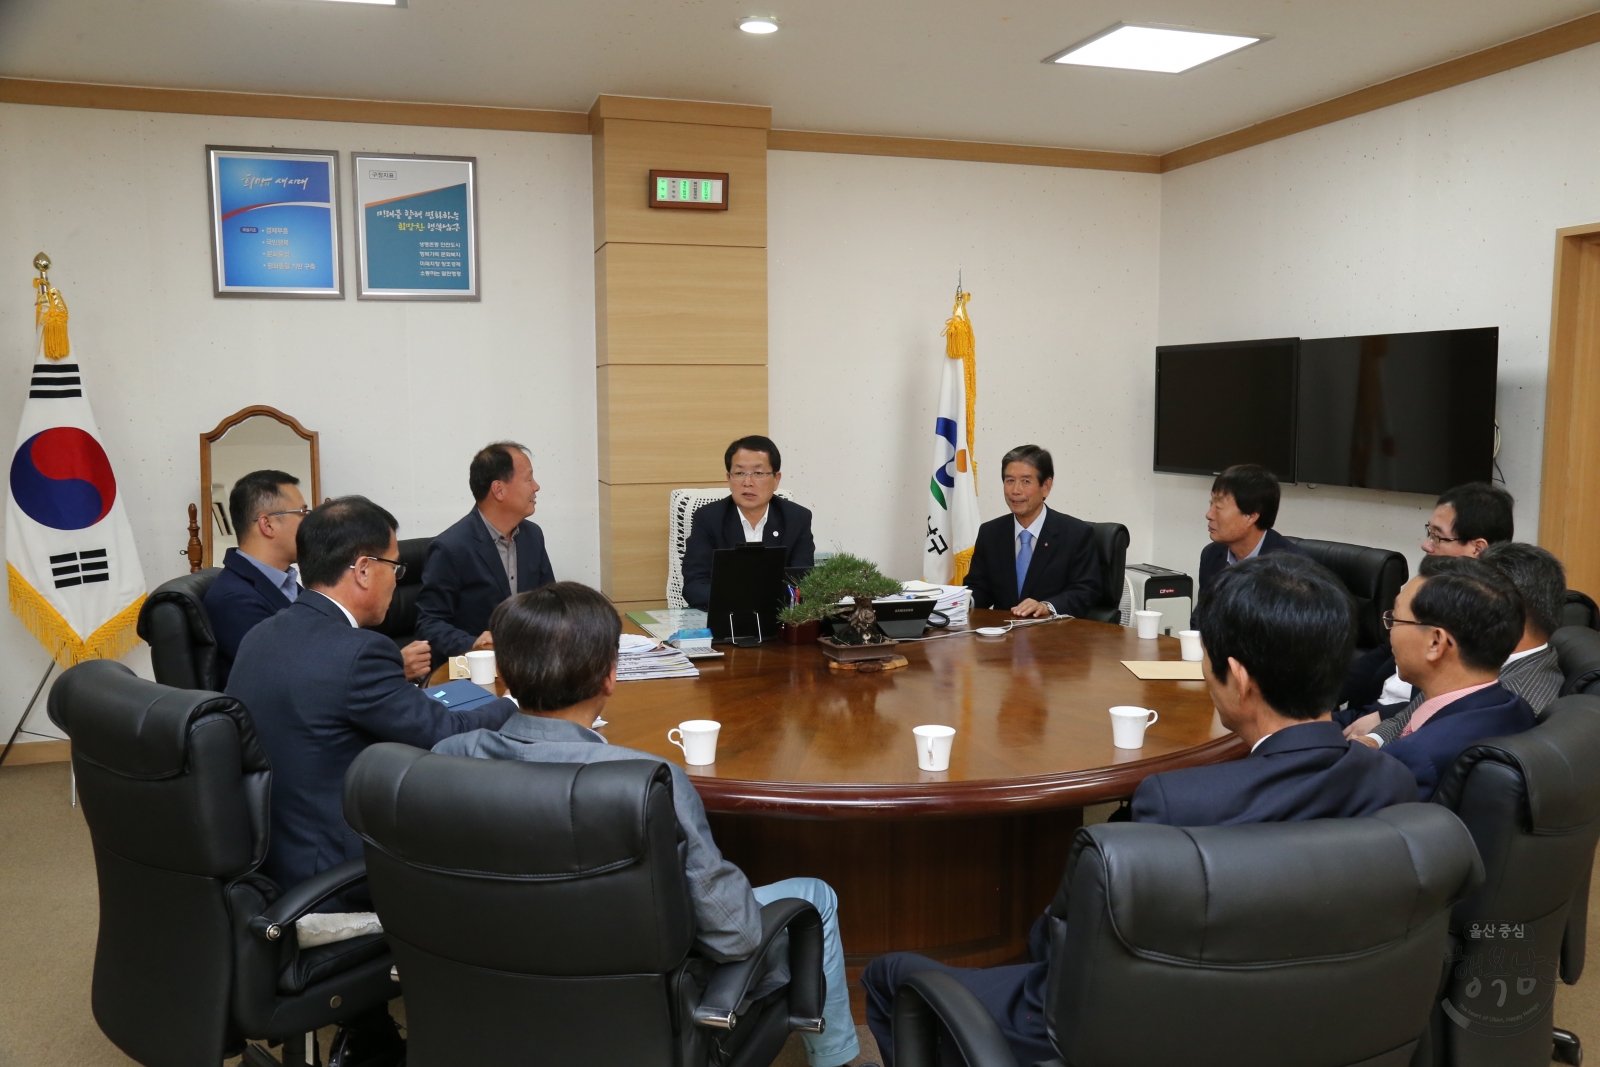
top-left (669, 720), bottom-right (721, 765)
top-left (463, 649), bottom-right (497, 685)
top-left (1110, 706), bottom-right (1159, 749)
top-left (913, 725), bottom-right (956, 771)
top-left (1135, 609), bottom-right (1162, 639)
top-left (1178, 630), bottom-right (1203, 662)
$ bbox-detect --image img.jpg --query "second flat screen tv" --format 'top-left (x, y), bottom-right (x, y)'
top-left (1154, 338), bottom-right (1298, 479)
top-left (1296, 327), bottom-right (1497, 495)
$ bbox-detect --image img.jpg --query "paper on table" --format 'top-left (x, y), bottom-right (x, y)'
top-left (1121, 660), bottom-right (1205, 680)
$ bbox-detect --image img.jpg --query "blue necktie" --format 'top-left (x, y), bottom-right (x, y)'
top-left (1016, 530), bottom-right (1034, 599)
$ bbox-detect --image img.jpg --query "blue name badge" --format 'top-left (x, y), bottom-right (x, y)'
top-left (426, 679), bottom-right (500, 711)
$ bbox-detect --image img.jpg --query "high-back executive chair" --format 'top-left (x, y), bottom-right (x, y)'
top-left (136, 568), bottom-right (223, 690)
top-left (344, 743), bottom-right (826, 1067)
top-left (1564, 590), bottom-right (1600, 632)
top-left (1428, 695), bottom-right (1600, 1067)
top-left (1553, 626), bottom-right (1600, 698)
top-left (1284, 536), bottom-right (1409, 651)
top-left (367, 535), bottom-right (432, 648)
top-left (890, 806), bottom-right (1483, 1067)
top-left (1081, 522), bottom-right (1129, 625)
top-left (49, 661), bottom-right (397, 1067)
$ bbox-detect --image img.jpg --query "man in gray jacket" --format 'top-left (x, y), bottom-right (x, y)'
top-left (1348, 541), bottom-right (1568, 745)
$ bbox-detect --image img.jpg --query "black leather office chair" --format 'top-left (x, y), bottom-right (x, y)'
top-left (1284, 536), bottom-right (1409, 650)
top-left (367, 535), bottom-right (432, 648)
top-left (1429, 695), bottom-right (1600, 1067)
top-left (891, 806), bottom-right (1483, 1067)
top-left (135, 568), bottom-right (223, 690)
top-left (1082, 522), bottom-right (1129, 625)
top-left (1554, 625), bottom-right (1600, 697)
top-left (48, 660), bottom-right (397, 1067)
top-left (344, 743), bottom-right (825, 1067)
top-left (1564, 589), bottom-right (1600, 631)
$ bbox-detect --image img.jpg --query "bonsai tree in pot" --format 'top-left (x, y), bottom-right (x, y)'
top-left (779, 553), bottom-right (902, 645)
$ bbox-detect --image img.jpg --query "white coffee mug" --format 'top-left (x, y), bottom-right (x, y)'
top-left (669, 720), bottom-right (721, 765)
top-left (913, 724), bottom-right (956, 772)
top-left (1134, 610), bottom-right (1162, 639)
top-left (461, 649), bottom-right (496, 686)
top-left (1109, 706), bottom-right (1159, 749)
top-left (1178, 629), bottom-right (1203, 662)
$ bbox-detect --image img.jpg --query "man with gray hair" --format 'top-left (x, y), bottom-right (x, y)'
top-left (1348, 541), bottom-right (1567, 746)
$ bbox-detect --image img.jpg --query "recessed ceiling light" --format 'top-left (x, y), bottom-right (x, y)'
top-left (1045, 23), bottom-right (1264, 74)
top-left (738, 16), bottom-right (779, 34)
top-left (300, 0), bottom-right (403, 6)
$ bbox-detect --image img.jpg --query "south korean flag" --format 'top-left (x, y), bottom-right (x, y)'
top-left (7, 304), bottom-right (146, 665)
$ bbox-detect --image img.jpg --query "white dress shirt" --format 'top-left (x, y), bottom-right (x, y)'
top-left (739, 505), bottom-right (770, 543)
top-left (322, 592), bottom-right (359, 628)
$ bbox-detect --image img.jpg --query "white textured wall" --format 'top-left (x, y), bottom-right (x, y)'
top-left (0, 103), bottom-right (597, 743)
top-left (768, 150), bottom-right (1162, 581)
top-left (1154, 44), bottom-right (1600, 578)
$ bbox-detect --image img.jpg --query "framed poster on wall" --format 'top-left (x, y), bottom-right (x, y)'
top-left (207, 146), bottom-right (343, 298)
top-left (352, 153), bottom-right (479, 300)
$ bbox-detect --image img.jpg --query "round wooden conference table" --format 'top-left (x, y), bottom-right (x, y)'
top-left (604, 609), bottom-right (1246, 1002)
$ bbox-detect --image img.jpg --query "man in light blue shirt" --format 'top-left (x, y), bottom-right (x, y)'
top-left (204, 470), bottom-right (308, 686)
top-left (434, 582), bottom-right (876, 1067)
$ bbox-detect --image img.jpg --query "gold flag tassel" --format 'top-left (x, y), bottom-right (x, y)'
top-left (33, 253), bottom-right (70, 360)
top-left (8, 564), bottom-right (145, 667)
top-left (941, 288), bottom-right (977, 487)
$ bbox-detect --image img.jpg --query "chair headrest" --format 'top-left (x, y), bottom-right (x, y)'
top-left (46, 660), bottom-right (266, 778)
top-left (1554, 626), bottom-right (1600, 696)
top-left (1432, 696), bottom-right (1600, 832)
top-left (1061, 804), bottom-right (1481, 965)
top-left (1282, 537), bottom-right (1408, 647)
top-left (395, 536), bottom-right (432, 589)
top-left (135, 568), bottom-right (222, 645)
top-left (345, 744), bottom-right (674, 879)
top-left (1087, 522), bottom-right (1129, 610)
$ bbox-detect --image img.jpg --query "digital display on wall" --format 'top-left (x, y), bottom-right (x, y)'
top-left (1154, 338), bottom-right (1298, 480)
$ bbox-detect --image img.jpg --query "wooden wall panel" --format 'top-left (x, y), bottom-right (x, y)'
top-left (1540, 223), bottom-right (1600, 600)
top-left (600, 481), bottom-right (726, 602)
top-left (593, 118), bottom-right (767, 250)
top-left (597, 243), bottom-right (767, 365)
top-left (598, 365), bottom-right (767, 484)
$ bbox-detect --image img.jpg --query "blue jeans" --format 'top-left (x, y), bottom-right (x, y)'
top-left (752, 877), bottom-right (861, 1067)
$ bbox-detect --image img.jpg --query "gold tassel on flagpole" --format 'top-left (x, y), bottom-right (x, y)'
top-left (8, 564), bottom-right (145, 667)
top-left (33, 252), bottom-right (70, 360)
top-left (942, 288), bottom-right (977, 489)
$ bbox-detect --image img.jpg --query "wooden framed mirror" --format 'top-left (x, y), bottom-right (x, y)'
top-left (199, 406), bottom-right (320, 567)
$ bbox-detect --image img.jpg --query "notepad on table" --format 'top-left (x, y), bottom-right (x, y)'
top-left (1121, 660), bottom-right (1205, 681)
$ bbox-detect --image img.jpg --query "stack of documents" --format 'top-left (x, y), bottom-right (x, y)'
top-left (626, 608), bottom-right (709, 643)
top-left (901, 581), bottom-right (973, 627)
top-left (618, 633), bottom-right (700, 682)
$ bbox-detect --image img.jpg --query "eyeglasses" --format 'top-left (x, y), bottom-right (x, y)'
top-left (1422, 524), bottom-right (1461, 545)
top-left (263, 506), bottom-right (312, 520)
top-left (729, 470), bottom-right (774, 483)
top-left (352, 555), bottom-right (407, 580)
top-left (1381, 610), bottom-right (1430, 631)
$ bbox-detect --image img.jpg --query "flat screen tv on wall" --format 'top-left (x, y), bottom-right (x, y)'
top-left (1296, 327), bottom-right (1497, 495)
top-left (1154, 338), bottom-right (1298, 480)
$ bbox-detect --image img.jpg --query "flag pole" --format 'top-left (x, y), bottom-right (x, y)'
top-left (0, 659), bottom-right (57, 769)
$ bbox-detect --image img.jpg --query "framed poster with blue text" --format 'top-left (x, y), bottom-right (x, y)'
top-left (353, 153), bottom-right (479, 301)
top-left (207, 146), bottom-right (343, 298)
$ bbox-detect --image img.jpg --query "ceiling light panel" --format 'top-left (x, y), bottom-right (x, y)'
top-left (1047, 24), bottom-right (1263, 74)
top-left (739, 16), bottom-right (779, 34)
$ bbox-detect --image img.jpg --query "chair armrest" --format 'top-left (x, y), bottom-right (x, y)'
top-left (693, 898), bottom-right (824, 1032)
top-left (893, 970), bottom-right (1017, 1067)
top-left (246, 857), bottom-right (368, 943)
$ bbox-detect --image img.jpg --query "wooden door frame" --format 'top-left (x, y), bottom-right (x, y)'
top-left (1539, 221), bottom-right (1600, 599)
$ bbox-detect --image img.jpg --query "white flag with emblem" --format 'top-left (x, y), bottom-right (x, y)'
top-left (7, 273), bottom-right (146, 665)
top-left (924, 290), bottom-right (980, 585)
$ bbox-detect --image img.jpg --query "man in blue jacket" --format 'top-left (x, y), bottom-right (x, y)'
top-left (1358, 555), bottom-right (1535, 800)
top-left (202, 470), bottom-right (306, 688)
top-left (415, 441), bottom-right (556, 668)
top-left (862, 554), bottom-right (1416, 1067)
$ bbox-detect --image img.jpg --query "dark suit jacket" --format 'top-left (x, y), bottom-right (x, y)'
top-left (964, 507), bottom-right (1100, 616)
top-left (227, 590), bottom-right (515, 889)
top-left (1132, 720), bottom-right (1418, 825)
top-left (1382, 682), bottom-right (1536, 802)
top-left (1198, 528), bottom-right (1303, 592)
top-left (203, 548), bottom-right (294, 688)
top-left (415, 508), bottom-right (555, 665)
top-left (682, 496), bottom-right (815, 611)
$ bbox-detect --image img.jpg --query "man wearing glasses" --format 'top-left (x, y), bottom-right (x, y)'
top-left (203, 470), bottom-right (310, 687)
top-left (681, 435), bottom-right (815, 611)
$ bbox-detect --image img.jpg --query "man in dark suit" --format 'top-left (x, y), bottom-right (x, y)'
top-left (1357, 556), bottom-right (1535, 801)
top-left (682, 435), bottom-right (815, 611)
top-left (415, 441), bottom-right (556, 668)
top-left (963, 445), bottom-right (1099, 618)
top-left (862, 554), bottom-right (1416, 1067)
top-left (202, 470), bottom-right (305, 688)
top-left (1198, 463), bottom-right (1303, 592)
top-left (228, 495), bottom-right (516, 893)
